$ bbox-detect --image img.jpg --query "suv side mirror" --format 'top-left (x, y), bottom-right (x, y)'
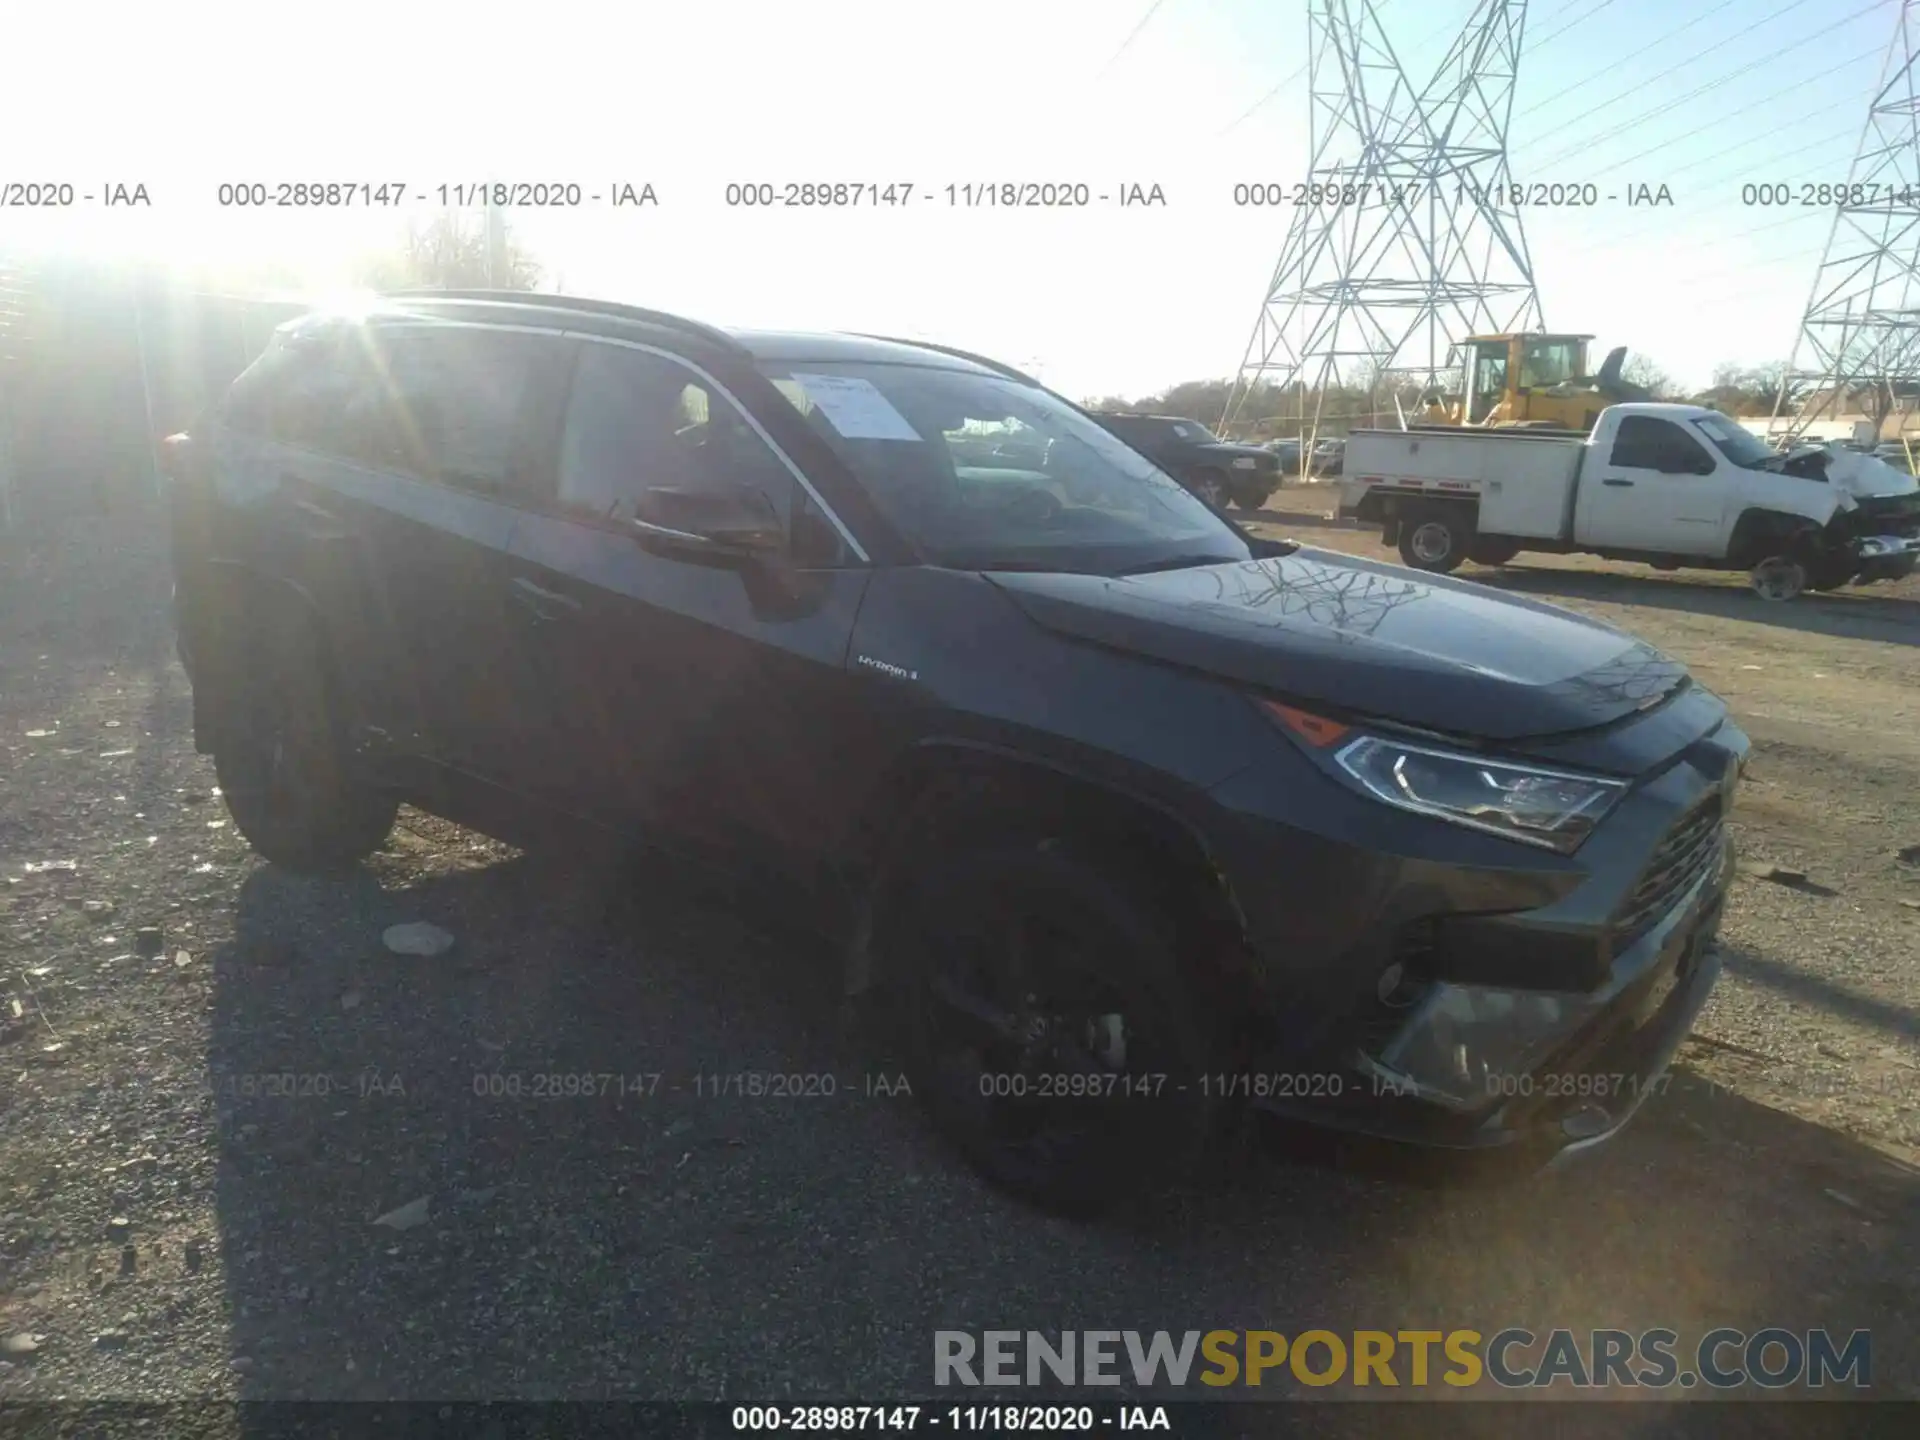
top-left (631, 485), bottom-right (785, 562)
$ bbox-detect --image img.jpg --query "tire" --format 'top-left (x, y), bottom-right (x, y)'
top-left (1190, 470), bottom-right (1229, 508)
top-left (1748, 554), bottom-right (1808, 602)
top-left (1397, 505), bottom-right (1472, 574)
top-left (1467, 538), bottom-right (1521, 567)
top-left (1232, 492), bottom-right (1270, 512)
top-left (886, 838), bottom-right (1221, 1216)
top-left (213, 614), bottom-right (398, 875)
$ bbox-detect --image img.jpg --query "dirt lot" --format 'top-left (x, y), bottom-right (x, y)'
top-left (0, 486), bottom-right (1915, 1415)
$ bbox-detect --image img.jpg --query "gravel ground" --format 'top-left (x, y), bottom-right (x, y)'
top-left (0, 489), bottom-right (1915, 1412)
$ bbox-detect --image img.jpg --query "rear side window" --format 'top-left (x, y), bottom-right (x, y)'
top-left (221, 323), bottom-right (559, 497)
top-left (223, 334), bottom-right (366, 453)
top-left (367, 328), bottom-right (560, 494)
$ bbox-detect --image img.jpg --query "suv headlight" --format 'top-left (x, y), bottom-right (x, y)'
top-left (1334, 736), bottom-right (1626, 853)
top-left (1257, 701), bottom-right (1627, 854)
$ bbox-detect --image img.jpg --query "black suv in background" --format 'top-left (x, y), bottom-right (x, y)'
top-left (1089, 412), bottom-right (1282, 510)
top-left (166, 292), bottom-right (1745, 1215)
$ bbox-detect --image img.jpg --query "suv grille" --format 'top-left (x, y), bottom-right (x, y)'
top-left (1614, 801), bottom-right (1724, 945)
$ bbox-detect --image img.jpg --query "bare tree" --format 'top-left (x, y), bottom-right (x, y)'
top-left (353, 211), bottom-right (542, 292)
top-left (1621, 353), bottom-right (1675, 399)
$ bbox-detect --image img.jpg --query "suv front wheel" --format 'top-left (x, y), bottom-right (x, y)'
top-left (213, 619), bottom-right (398, 875)
top-left (887, 837), bottom-right (1220, 1215)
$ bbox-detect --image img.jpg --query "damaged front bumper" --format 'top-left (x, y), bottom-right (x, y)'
top-left (1849, 532), bottom-right (1920, 582)
top-left (1233, 824), bottom-right (1734, 1170)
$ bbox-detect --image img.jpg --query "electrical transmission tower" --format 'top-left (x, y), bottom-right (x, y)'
top-left (1771, 0), bottom-right (1920, 446)
top-left (1223, 0), bottom-right (1542, 441)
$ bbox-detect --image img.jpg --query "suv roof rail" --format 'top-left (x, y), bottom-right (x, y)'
top-left (851, 333), bottom-right (1040, 386)
top-left (378, 289), bottom-right (748, 354)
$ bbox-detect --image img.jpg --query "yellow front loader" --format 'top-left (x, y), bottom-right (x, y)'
top-left (1416, 333), bottom-right (1653, 432)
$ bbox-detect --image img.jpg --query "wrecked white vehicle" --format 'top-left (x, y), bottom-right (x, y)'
top-left (1339, 403), bottom-right (1920, 599)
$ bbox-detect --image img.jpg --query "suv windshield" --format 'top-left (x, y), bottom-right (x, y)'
top-left (1168, 420), bottom-right (1217, 442)
top-left (761, 362), bottom-right (1252, 573)
top-left (1691, 413), bottom-right (1781, 469)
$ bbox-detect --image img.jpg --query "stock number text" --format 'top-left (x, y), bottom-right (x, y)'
top-left (217, 182), bottom-right (409, 207)
top-left (1740, 182), bottom-right (1920, 207)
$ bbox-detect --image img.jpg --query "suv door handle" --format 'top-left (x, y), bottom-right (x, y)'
top-left (1602, 478), bottom-right (1635, 487)
top-left (508, 576), bottom-right (584, 621)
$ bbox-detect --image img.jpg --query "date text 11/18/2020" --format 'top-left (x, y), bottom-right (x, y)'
top-left (730, 1405), bottom-right (1173, 1432)
top-left (1231, 181), bottom-right (1675, 208)
top-left (466, 1071), bottom-right (917, 1100)
top-left (973, 1072), bottom-right (1674, 1102)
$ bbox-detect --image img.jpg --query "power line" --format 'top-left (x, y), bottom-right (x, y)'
top-left (1097, 0), bottom-right (1172, 79)
top-left (1521, 0), bottom-right (1832, 149)
top-left (1512, 0), bottom-right (1745, 120)
top-left (1389, 0), bottom-right (1591, 83)
top-left (1578, 42), bottom-right (1883, 182)
top-left (1536, 116), bottom-right (1867, 266)
top-left (1523, 0), bottom-right (1623, 51)
top-left (1518, 0), bottom-right (1891, 174)
top-left (1392, 25), bottom-right (1881, 268)
top-left (1218, 0), bottom-right (1400, 135)
top-left (1216, 0), bottom-right (1600, 137)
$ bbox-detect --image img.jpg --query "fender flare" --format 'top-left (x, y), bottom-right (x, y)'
top-left (838, 738), bottom-right (1250, 1000)
top-left (1726, 506), bottom-right (1839, 569)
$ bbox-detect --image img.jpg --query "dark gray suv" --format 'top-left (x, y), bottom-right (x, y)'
top-left (164, 291), bottom-right (1745, 1215)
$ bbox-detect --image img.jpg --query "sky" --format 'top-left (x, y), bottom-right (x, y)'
top-left (0, 0), bottom-right (1908, 400)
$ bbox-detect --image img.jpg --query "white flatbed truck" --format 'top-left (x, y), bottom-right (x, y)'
top-left (1338, 403), bottom-right (1920, 600)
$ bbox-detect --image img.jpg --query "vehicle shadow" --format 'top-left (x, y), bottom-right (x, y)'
top-left (202, 840), bottom-right (1920, 1404)
top-left (1468, 564), bottom-right (1920, 646)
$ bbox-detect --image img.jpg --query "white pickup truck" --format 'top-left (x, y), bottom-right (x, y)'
top-left (1337, 402), bottom-right (1920, 599)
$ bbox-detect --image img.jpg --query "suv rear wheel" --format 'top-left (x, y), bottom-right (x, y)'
top-left (887, 838), bottom-right (1219, 1216)
top-left (213, 618), bottom-right (398, 875)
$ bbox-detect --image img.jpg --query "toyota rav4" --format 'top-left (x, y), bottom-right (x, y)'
top-left (164, 292), bottom-right (1745, 1215)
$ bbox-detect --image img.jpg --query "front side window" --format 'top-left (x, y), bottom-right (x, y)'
top-left (1519, 339), bottom-right (1582, 388)
top-left (1610, 416), bottom-right (1713, 474)
top-left (559, 343), bottom-right (808, 532)
top-left (760, 360), bottom-right (1251, 574)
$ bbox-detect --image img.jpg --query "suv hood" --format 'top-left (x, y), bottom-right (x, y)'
top-left (986, 547), bottom-right (1688, 743)
top-left (1196, 441), bottom-right (1276, 464)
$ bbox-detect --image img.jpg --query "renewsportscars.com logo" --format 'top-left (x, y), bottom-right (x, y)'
top-left (933, 1329), bottom-right (1872, 1391)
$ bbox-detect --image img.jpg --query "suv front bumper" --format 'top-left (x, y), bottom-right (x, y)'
top-left (1241, 833), bottom-right (1730, 1166)
top-left (1200, 709), bottom-right (1745, 1168)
